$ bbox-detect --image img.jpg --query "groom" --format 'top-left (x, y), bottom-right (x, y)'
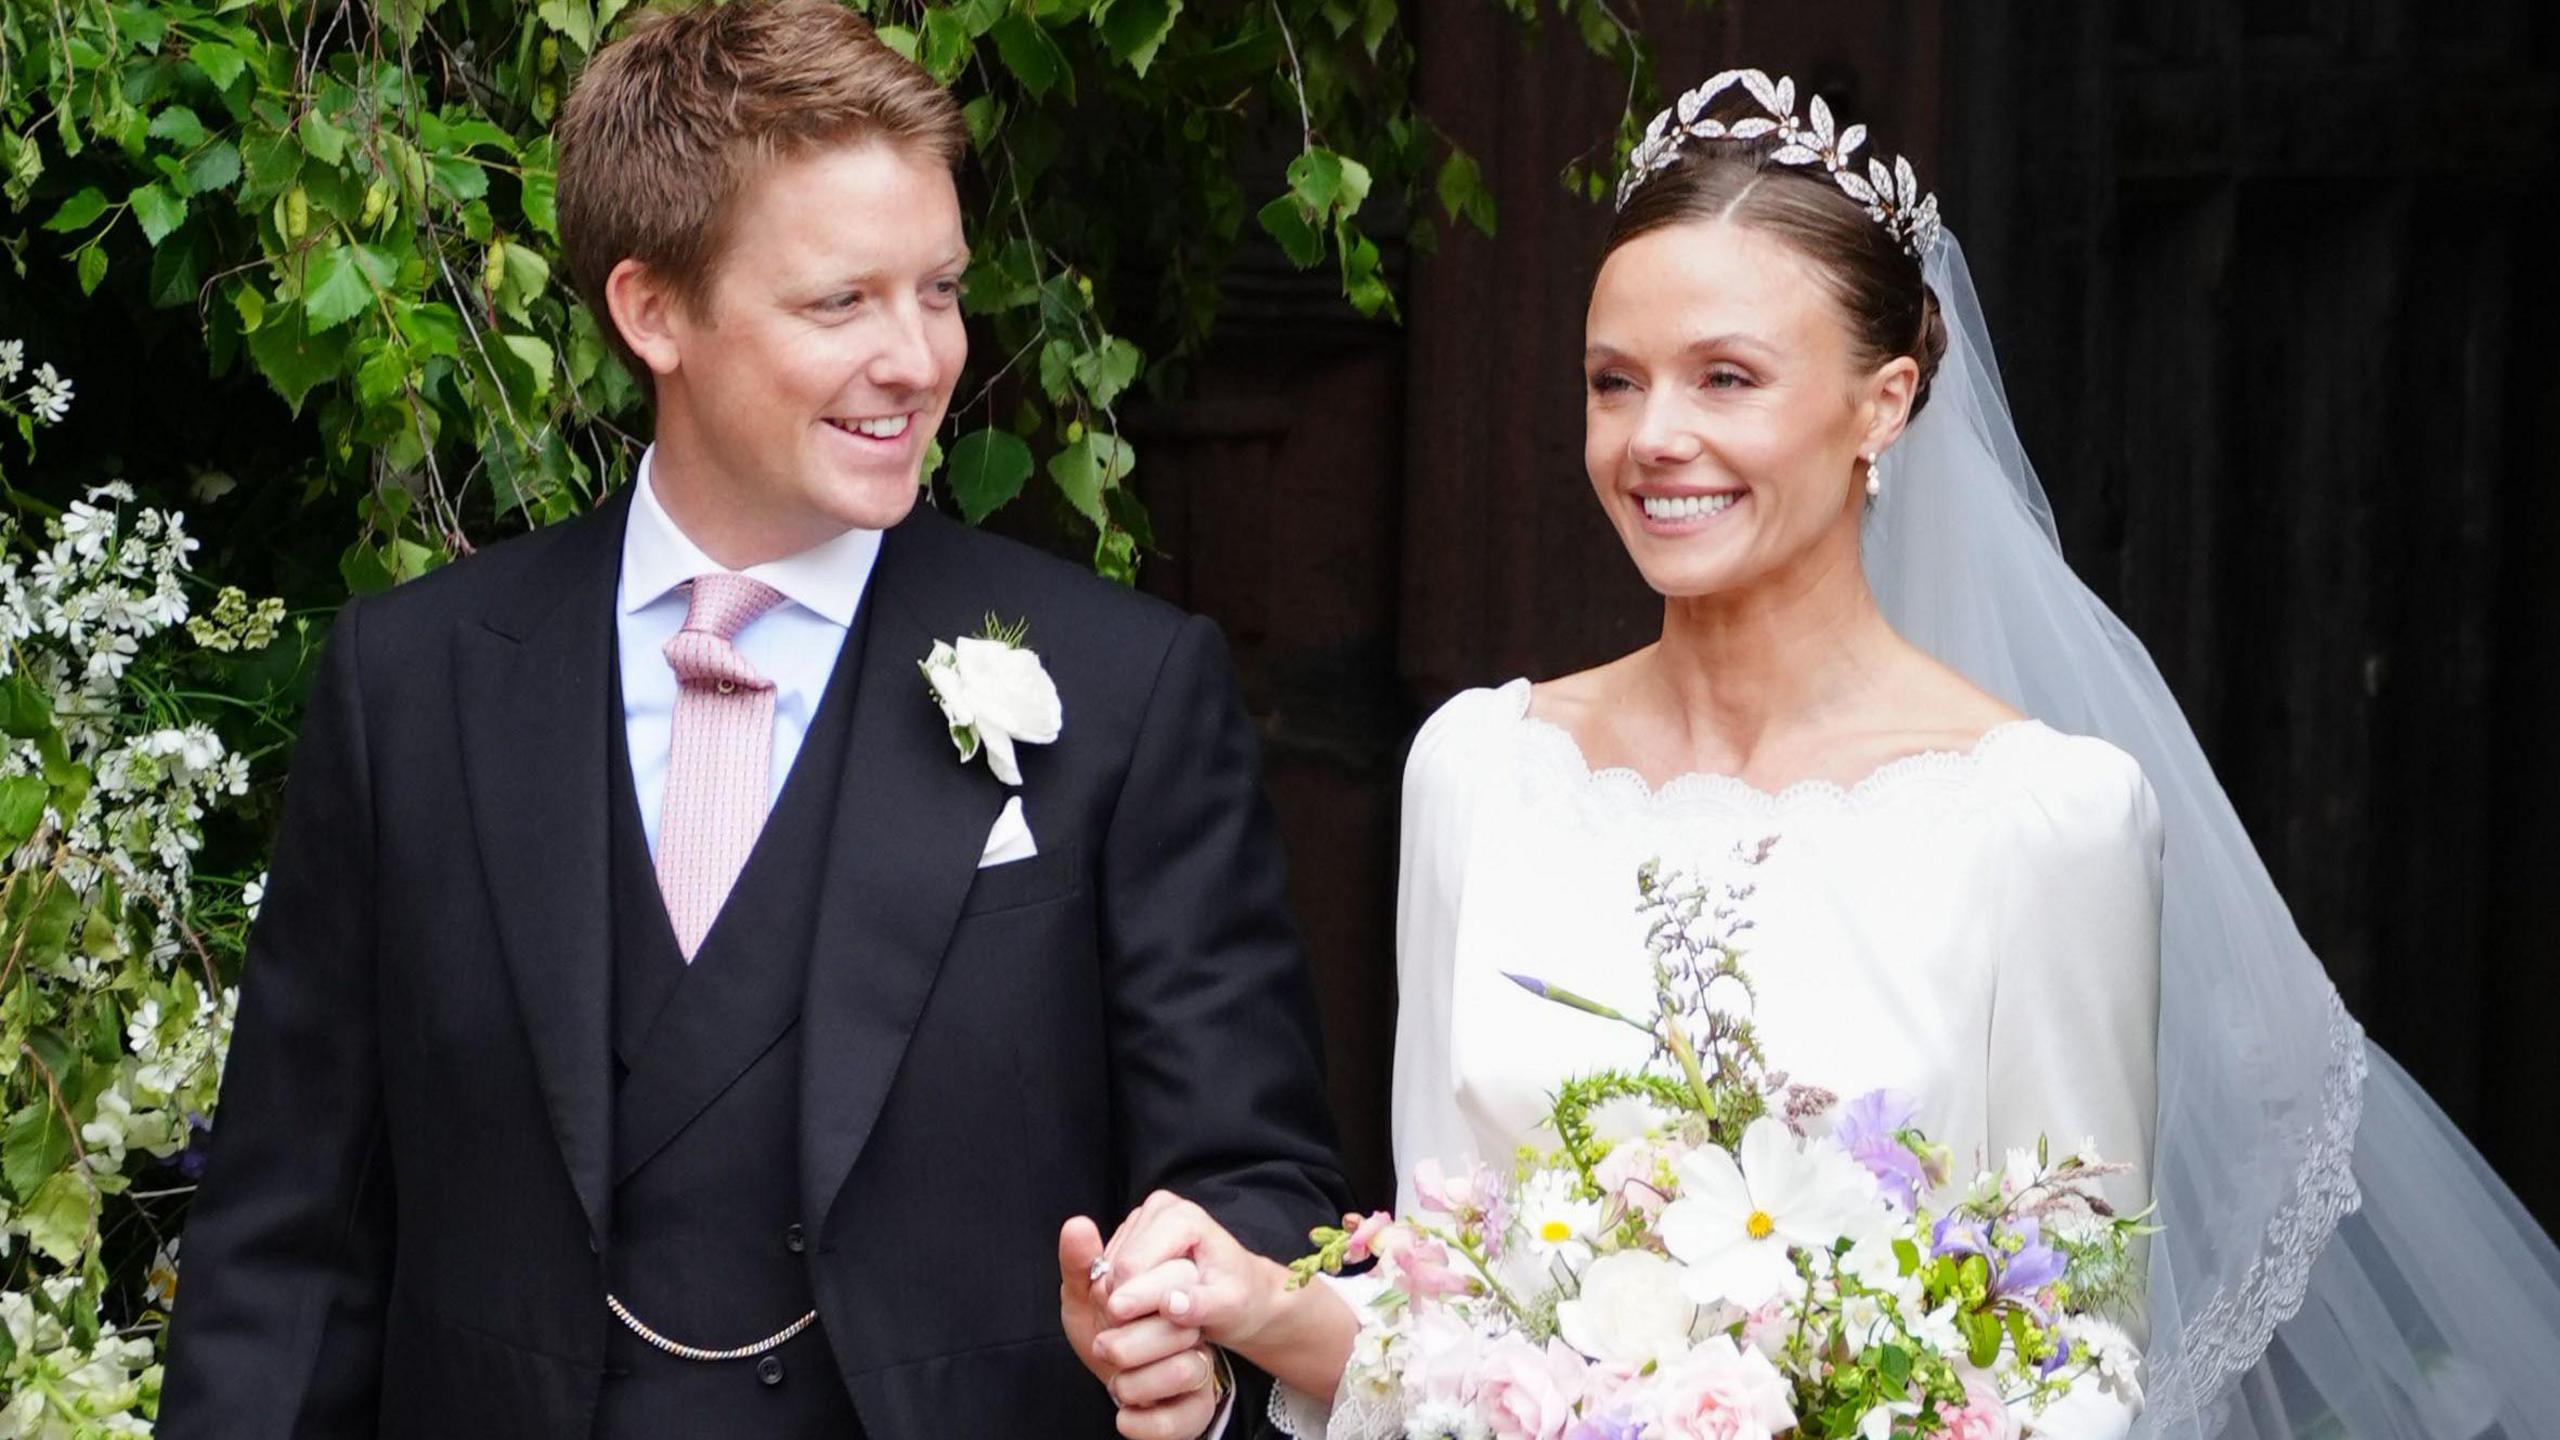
top-left (158, 3), bottom-right (1348, 1436)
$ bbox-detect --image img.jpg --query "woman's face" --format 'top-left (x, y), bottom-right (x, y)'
top-left (1583, 218), bottom-right (1910, 601)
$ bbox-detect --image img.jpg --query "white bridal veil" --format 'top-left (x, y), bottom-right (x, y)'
top-left (1871, 232), bottom-right (2560, 1440)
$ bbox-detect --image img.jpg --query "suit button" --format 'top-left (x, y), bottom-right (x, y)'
top-left (756, 1355), bottom-right (785, 1387)
top-left (784, 1224), bottom-right (806, 1254)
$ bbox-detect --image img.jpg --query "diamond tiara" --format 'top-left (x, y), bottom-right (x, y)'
top-left (1615, 69), bottom-right (1943, 260)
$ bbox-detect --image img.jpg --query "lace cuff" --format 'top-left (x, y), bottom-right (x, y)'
top-left (1259, 1273), bottom-right (1402, 1440)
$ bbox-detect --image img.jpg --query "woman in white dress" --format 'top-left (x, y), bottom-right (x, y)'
top-left (1077, 72), bottom-right (2560, 1440)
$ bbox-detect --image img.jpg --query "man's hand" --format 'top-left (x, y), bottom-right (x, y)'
top-left (1059, 1217), bottom-right (1115, 1383)
top-left (1061, 1216), bottom-right (1224, 1439)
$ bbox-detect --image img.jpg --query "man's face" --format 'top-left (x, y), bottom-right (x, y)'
top-left (640, 139), bottom-right (968, 559)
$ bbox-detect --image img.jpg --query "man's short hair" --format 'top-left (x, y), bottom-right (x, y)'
top-left (556, 0), bottom-right (968, 382)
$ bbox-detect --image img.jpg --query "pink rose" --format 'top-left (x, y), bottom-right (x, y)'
top-left (1579, 1360), bottom-right (1644, 1413)
top-left (1645, 1336), bottom-right (1797, 1440)
top-left (1943, 1370), bottom-right (2019, 1440)
top-left (1474, 1336), bottom-right (1588, 1440)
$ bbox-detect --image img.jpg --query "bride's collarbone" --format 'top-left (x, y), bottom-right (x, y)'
top-left (1522, 700), bottom-right (2027, 797)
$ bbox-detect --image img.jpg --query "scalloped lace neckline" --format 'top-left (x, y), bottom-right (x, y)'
top-left (1501, 679), bottom-right (2048, 815)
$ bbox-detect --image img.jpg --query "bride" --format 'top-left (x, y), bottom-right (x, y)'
top-left (1075, 71), bottom-right (2560, 1440)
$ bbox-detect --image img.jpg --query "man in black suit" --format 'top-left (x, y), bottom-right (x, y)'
top-left (159, 4), bottom-right (1348, 1435)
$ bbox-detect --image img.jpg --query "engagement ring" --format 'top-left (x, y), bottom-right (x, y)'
top-left (1086, 1255), bottom-right (1113, 1284)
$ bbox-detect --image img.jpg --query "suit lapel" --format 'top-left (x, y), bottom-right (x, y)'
top-left (456, 492), bottom-right (629, 1243)
top-left (798, 509), bottom-right (1009, 1232)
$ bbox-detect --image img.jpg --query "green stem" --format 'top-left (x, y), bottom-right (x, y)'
top-left (1449, 1229), bottom-right (1531, 1327)
top-left (1660, 1018), bottom-right (1719, 1120)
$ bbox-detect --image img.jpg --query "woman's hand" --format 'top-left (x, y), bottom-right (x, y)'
top-left (1095, 1189), bottom-right (1293, 1350)
top-left (1091, 1189), bottom-right (1361, 1405)
top-left (1061, 1214), bottom-right (1225, 1440)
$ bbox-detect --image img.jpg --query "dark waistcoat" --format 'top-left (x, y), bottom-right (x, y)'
top-left (591, 615), bottom-right (869, 1439)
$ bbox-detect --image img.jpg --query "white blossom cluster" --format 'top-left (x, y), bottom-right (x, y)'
top-left (0, 1278), bottom-right (159, 1438)
top-left (0, 482), bottom-right (247, 968)
top-left (81, 983), bottom-right (239, 1180)
top-left (0, 348), bottom-right (259, 1436)
top-left (1, 337), bottom-right (74, 427)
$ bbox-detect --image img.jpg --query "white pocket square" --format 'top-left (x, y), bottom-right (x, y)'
top-left (978, 795), bottom-right (1038, 868)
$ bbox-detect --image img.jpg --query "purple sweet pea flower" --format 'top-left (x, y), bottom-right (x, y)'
top-left (1932, 1213), bottom-right (1992, 1260)
top-left (1990, 1220), bottom-right (2067, 1307)
top-left (1833, 1089), bottom-right (1926, 1211)
top-left (1565, 1416), bottom-right (1646, 1440)
top-left (2040, 1335), bottom-right (2075, 1378)
top-left (1934, 1215), bottom-right (2068, 1315)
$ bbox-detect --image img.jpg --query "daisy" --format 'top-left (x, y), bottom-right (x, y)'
top-left (1514, 1170), bottom-right (1603, 1263)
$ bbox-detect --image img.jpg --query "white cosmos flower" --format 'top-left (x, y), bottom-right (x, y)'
top-left (1657, 1117), bottom-right (1892, 1310)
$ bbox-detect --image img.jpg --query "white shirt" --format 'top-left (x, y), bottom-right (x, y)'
top-left (616, 447), bottom-right (882, 858)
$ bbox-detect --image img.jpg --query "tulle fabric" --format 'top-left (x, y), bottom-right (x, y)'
top-left (1873, 233), bottom-right (2560, 1439)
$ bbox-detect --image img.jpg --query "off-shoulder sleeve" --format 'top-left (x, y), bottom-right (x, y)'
top-left (1987, 735), bottom-right (2165, 1245)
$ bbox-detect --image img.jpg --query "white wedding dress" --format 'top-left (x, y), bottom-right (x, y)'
top-left (1266, 228), bottom-right (2560, 1440)
top-left (1273, 677), bottom-right (2164, 1439)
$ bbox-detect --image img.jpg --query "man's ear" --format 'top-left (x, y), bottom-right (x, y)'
top-left (604, 258), bottom-right (686, 379)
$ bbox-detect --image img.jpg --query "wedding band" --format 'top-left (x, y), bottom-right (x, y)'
top-left (1203, 1346), bottom-right (1231, 1404)
top-left (1086, 1255), bottom-right (1113, 1284)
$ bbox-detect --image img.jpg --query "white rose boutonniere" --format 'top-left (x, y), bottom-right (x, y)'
top-left (920, 616), bottom-right (1063, 787)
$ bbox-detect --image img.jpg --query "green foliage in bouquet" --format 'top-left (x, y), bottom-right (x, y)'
top-left (1287, 852), bottom-right (2154, 1439)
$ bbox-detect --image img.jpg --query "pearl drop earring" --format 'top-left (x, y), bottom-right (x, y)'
top-left (1864, 453), bottom-right (1885, 498)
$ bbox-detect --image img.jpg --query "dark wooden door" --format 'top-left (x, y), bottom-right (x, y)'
top-left (1140, 0), bottom-right (2560, 1220)
top-left (1939, 0), bottom-right (2560, 1218)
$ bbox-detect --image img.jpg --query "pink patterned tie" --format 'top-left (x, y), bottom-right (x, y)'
top-left (656, 573), bottom-right (788, 960)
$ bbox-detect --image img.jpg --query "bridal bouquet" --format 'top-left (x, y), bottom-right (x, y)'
top-left (1293, 848), bottom-right (2150, 1440)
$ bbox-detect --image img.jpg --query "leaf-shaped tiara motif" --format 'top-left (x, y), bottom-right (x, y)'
top-left (1616, 69), bottom-right (1942, 260)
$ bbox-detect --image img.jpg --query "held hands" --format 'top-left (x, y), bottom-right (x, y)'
top-left (1092, 1189), bottom-right (1291, 1351)
top-left (1059, 1211), bottom-right (1232, 1440)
